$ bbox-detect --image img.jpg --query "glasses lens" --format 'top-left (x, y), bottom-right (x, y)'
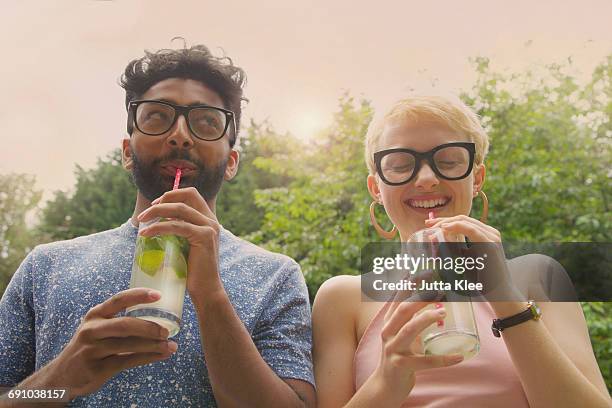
top-left (380, 152), bottom-right (416, 183)
top-left (135, 102), bottom-right (175, 135)
top-left (189, 108), bottom-right (227, 140)
top-left (433, 146), bottom-right (470, 178)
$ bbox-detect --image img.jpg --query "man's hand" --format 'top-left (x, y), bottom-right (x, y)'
top-left (137, 187), bottom-right (223, 302)
top-left (43, 288), bottom-right (177, 398)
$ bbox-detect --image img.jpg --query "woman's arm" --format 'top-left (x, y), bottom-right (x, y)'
top-left (313, 275), bottom-right (365, 407)
top-left (491, 300), bottom-right (610, 407)
top-left (313, 275), bottom-right (464, 408)
top-left (314, 276), bottom-right (408, 407)
top-left (426, 216), bottom-right (611, 407)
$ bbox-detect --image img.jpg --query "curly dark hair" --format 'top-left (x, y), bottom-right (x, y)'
top-left (120, 42), bottom-right (247, 147)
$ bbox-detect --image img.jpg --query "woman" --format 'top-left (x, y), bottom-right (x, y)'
top-left (312, 96), bottom-right (610, 407)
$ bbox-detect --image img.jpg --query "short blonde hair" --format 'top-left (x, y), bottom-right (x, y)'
top-left (365, 95), bottom-right (489, 174)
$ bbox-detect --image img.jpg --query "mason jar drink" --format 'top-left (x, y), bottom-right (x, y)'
top-left (409, 227), bottom-right (480, 360)
top-left (126, 218), bottom-right (190, 337)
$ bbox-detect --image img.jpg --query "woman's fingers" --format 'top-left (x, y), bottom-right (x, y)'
top-left (425, 215), bottom-right (499, 238)
top-left (384, 274), bottom-right (438, 321)
top-left (388, 307), bottom-right (446, 351)
top-left (405, 353), bottom-right (465, 370)
top-left (381, 301), bottom-right (434, 342)
top-left (440, 221), bottom-right (494, 242)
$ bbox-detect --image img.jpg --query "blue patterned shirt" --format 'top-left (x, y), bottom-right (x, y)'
top-left (0, 220), bottom-right (314, 407)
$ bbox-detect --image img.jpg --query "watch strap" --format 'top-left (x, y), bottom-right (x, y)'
top-left (492, 301), bottom-right (541, 337)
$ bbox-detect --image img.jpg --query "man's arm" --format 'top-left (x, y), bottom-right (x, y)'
top-left (138, 188), bottom-right (315, 407)
top-left (194, 287), bottom-right (315, 408)
top-left (0, 288), bottom-right (176, 408)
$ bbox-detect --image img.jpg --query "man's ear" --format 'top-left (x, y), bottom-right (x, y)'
top-left (367, 174), bottom-right (382, 202)
top-left (473, 163), bottom-right (486, 197)
top-left (224, 149), bottom-right (240, 181)
top-left (122, 138), bottom-right (133, 171)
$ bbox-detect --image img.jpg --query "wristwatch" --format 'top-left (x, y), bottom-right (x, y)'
top-left (491, 301), bottom-right (542, 337)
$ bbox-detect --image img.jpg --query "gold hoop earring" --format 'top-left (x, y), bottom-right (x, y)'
top-left (369, 201), bottom-right (398, 239)
top-left (475, 190), bottom-right (489, 223)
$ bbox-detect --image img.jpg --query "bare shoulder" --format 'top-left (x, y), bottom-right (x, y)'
top-left (506, 254), bottom-right (576, 301)
top-left (313, 275), bottom-right (362, 318)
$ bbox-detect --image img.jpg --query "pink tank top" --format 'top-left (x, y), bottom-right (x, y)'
top-left (354, 301), bottom-right (530, 407)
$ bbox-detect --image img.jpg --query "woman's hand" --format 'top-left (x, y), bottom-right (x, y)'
top-left (424, 215), bottom-right (521, 301)
top-left (371, 298), bottom-right (465, 398)
top-left (425, 214), bottom-right (500, 243)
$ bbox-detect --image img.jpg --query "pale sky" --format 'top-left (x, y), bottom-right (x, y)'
top-left (0, 0), bottom-right (610, 203)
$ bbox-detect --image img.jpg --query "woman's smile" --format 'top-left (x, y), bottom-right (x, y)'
top-left (405, 194), bottom-right (452, 214)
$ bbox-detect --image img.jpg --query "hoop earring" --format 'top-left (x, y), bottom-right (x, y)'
top-left (475, 190), bottom-right (489, 223)
top-left (369, 201), bottom-right (398, 239)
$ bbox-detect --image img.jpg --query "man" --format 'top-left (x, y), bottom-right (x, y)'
top-left (0, 44), bottom-right (315, 407)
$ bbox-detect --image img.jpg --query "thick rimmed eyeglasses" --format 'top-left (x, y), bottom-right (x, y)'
top-left (127, 100), bottom-right (236, 141)
top-left (374, 142), bottom-right (476, 186)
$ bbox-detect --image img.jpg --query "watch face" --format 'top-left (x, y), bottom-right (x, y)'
top-left (529, 302), bottom-right (542, 320)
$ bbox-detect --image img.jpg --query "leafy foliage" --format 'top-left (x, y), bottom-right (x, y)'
top-left (36, 149), bottom-right (136, 241)
top-left (581, 302), bottom-right (612, 391)
top-left (216, 121), bottom-right (295, 236)
top-left (0, 174), bottom-right (42, 294)
top-left (462, 56), bottom-right (611, 242)
top-left (246, 95), bottom-right (377, 297)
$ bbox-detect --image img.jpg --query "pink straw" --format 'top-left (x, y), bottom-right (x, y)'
top-left (428, 211), bottom-right (444, 326)
top-left (173, 168), bottom-right (182, 190)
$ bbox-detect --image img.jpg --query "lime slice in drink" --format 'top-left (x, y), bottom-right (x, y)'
top-left (137, 249), bottom-right (165, 276)
top-left (171, 254), bottom-right (188, 279)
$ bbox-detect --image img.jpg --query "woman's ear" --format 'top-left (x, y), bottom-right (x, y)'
top-left (367, 174), bottom-right (382, 202)
top-left (122, 138), bottom-right (133, 171)
top-left (224, 149), bottom-right (240, 181)
top-left (473, 163), bottom-right (486, 196)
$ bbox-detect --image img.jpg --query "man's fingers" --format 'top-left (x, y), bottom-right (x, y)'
top-left (101, 351), bottom-right (174, 373)
top-left (92, 337), bottom-right (177, 359)
top-left (86, 288), bottom-right (161, 319)
top-left (151, 187), bottom-right (215, 220)
top-left (83, 317), bottom-right (169, 341)
top-left (138, 202), bottom-right (211, 226)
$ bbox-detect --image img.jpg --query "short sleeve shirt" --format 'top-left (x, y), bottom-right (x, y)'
top-left (0, 220), bottom-right (314, 407)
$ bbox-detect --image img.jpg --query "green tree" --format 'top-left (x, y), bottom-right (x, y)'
top-left (216, 121), bottom-right (295, 236)
top-left (37, 149), bottom-right (136, 241)
top-left (247, 95), bottom-right (377, 298)
top-left (0, 173), bottom-right (42, 293)
top-left (462, 55), bottom-right (611, 242)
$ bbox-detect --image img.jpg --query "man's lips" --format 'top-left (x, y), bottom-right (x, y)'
top-left (160, 162), bottom-right (197, 177)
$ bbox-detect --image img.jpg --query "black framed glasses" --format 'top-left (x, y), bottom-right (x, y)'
top-left (374, 142), bottom-right (476, 186)
top-left (127, 100), bottom-right (236, 141)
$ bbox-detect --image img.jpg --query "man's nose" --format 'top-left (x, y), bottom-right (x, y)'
top-left (166, 114), bottom-right (195, 149)
top-left (413, 163), bottom-right (440, 190)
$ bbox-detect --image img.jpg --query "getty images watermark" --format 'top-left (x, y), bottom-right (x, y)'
top-left (371, 252), bottom-right (487, 292)
top-left (360, 242), bottom-right (610, 302)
